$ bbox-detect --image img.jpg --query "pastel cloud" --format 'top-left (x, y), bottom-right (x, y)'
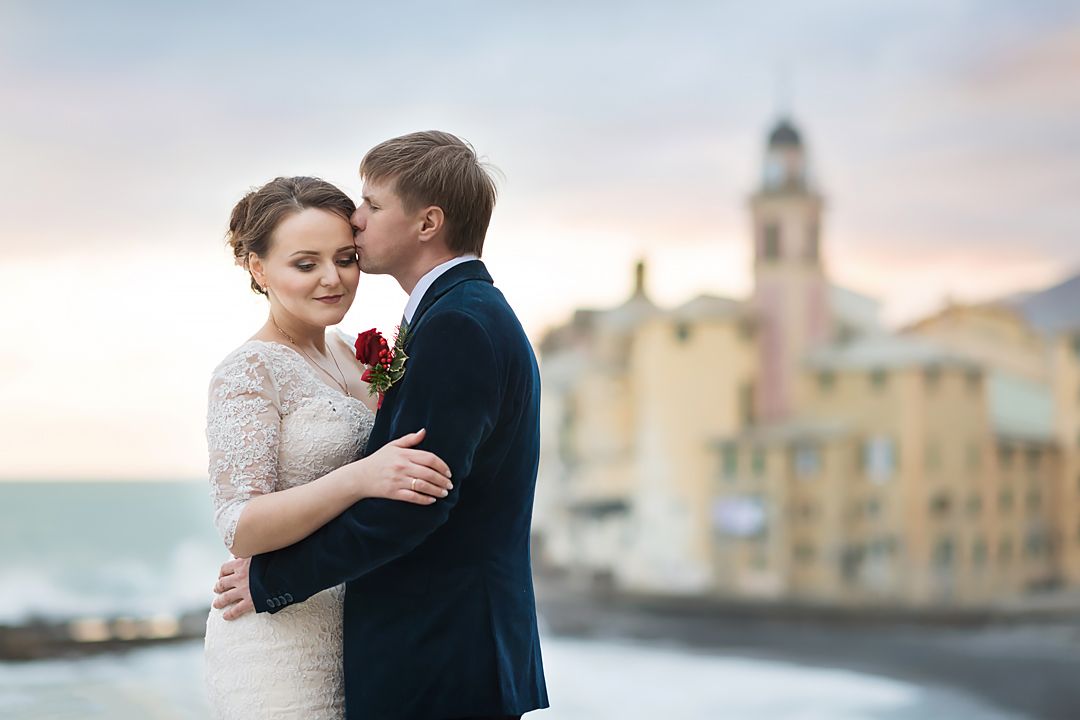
top-left (1, 0), bottom-right (1079, 477)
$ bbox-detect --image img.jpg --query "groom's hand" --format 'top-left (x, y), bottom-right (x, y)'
top-left (212, 557), bottom-right (254, 620)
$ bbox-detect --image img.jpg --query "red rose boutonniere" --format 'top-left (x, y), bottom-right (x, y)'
top-left (354, 325), bottom-right (409, 409)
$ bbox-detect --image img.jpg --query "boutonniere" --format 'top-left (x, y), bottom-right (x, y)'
top-left (354, 324), bottom-right (409, 409)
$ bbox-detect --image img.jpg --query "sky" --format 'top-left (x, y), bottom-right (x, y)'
top-left (1, 0), bottom-right (1078, 479)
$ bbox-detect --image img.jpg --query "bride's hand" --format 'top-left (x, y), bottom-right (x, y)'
top-left (356, 428), bottom-right (453, 505)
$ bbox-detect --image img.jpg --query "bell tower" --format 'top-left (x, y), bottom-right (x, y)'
top-left (750, 118), bottom-right (832, 422)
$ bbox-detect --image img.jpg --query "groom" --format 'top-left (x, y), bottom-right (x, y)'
top-left (213, 131), bottom-right (548, 720)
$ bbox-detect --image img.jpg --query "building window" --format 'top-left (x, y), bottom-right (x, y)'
top-left (870, 368), bottom-right (888, 390)
top-left (739, 382), bottom-right (755, 427)
top-left (1026, 448), bottom-right (1040, 472)
top-left (972, 539), bottom-right (987, 568)
top-left (966, 368), bottom-right (982, 392)
top-left (806, 223), bottom-right (819, 262)
top-left (713, 495), bottom-right (767, 537)
top-left (841, 545), bottom-right (863, 581)
top-left (930, 492), bottom-right (951, 517)
top-left (794, 444), bottom-right (821, 478)
top-left (795, 543), bottom-right (816, 562)
top-left (838, 546), bottom-right (864, 578)
top-left (1025, 533), bottom-right (1043, 558)
top-left (1071, 334), bottom-right (1080, 360)
top-left (752, 447), bottom-right (766, 477)
top-left (674, 322), bottom-right (692, 343)
top-left (924, 366), bottom-right (941, 390)
top-left (862, 436), bottom-right (897, 484)
top-left (867, 537), bottom-right (896, 560)
top-left (818, 371), bottom-right (835, 393)
top-left (999, 488), bottom-right (1014, 511)
top-left (967, 494), bottom-right (982, 516)
top-left (934, 538), bottom-right (954, 568)
top-left (865, 497), bottom-right (881, 518)
top-left (999, 537), bottom-right (1013, 562)
top-left (1027, 489), bottom-right (1041, 511)
top-left (722, 444), bottom-right (738, 480)
top-left (764, 223), bottom-right (781, 260)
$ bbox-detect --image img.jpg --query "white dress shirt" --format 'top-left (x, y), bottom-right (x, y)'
top-left (402, 254), bottom-right (479, 324)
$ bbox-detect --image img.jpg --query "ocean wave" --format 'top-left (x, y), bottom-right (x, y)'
top-left (0, 537), bottom-right (224, 625)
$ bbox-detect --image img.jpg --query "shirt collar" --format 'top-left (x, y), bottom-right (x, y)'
top-left (403, 254), bottom-right (479, 323)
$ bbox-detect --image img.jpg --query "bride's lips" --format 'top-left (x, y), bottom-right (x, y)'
top-left (314, 295), bottom-right (343, 304)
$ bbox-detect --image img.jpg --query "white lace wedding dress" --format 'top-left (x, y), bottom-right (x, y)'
top-left (203, 334), bottom-right (375, 720)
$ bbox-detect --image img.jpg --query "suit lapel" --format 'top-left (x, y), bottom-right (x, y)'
top-left (407, 260), bottom-right (493, 338)
top-left (368, 260), bottom-right (493, 452)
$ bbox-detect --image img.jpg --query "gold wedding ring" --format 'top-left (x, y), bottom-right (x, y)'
top-left (411, 478), bottom-right (417, 492)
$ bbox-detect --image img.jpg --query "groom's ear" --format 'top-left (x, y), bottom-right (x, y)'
top-left (416, 205), bottom-right (445, 244)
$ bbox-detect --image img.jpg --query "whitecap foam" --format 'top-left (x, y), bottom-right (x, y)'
top-left (0, 536), bottom-right (224, 624)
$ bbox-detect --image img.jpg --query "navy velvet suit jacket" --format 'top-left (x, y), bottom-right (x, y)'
top-left (249, 261), bottom-right (549, 720)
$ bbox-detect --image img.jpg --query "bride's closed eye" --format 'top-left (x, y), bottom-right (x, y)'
top-left (295, 255), bottom-right (357, 272)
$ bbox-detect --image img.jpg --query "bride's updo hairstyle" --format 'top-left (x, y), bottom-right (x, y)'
top-left (227, 176), bottom-right (357, 296)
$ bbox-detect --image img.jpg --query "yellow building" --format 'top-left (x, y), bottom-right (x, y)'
top-left (905, 304), bottom-right (1048, 383)
top-left (537, 270), bottom-right (759, 593)
top-left (535, 118), bottom-right (1080, 609)
top-left (1052, 332), bottom-right (1080, 585)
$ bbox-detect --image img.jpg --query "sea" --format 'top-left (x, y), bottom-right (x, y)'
top-left (0, 481), bottom-right (1028, 719)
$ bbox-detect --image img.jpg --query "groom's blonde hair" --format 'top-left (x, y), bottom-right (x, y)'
top-left (360, 131), bottom-right (497, 257)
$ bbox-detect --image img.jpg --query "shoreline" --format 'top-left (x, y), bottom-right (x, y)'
top-left (5, 578), bottom-right (1079, 719)
top-left (534, 575), bottom-right (1080, 720)
top-left (0, 610), bottom-right (209, 661)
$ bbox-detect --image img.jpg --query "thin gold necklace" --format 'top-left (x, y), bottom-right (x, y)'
top-left (273, 320), bottom-right (351, 397)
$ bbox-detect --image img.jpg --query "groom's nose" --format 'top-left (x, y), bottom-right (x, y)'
top-left (350, 207), bottom-right (366, 232)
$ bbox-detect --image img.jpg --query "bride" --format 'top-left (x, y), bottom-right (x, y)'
top-left (202, 176), bottom-right (452, 719)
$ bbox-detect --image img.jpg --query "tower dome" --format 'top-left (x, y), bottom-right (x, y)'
top-left (768, 119), bottom-right (802, 148)
top-left (762, 117), bottom-right (809, 192)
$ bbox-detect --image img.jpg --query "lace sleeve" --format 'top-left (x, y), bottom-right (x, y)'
top-left (206, 346), bottom-right (282, 551)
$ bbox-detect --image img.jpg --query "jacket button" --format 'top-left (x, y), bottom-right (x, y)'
top-left (284, 593), bottom-right (293, 602)
top-left (266, 598), bottom-right (276, 609)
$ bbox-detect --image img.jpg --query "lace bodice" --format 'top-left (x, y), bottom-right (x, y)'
top-left (203, 333), bottom-right (372, 719)
top-left (205, 335), bottom-right (375, 551)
